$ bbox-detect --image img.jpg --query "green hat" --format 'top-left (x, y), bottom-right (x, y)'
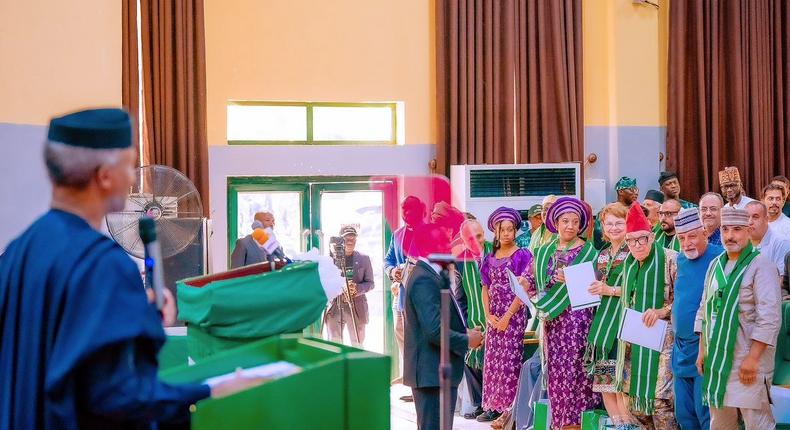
top-left (615, 176), bottom-right (637, 191)
top-left (528, 204), bottom-right (542, 218)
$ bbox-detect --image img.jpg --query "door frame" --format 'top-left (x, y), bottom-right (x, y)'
top-left (227, 175), bottom-right (399, 375)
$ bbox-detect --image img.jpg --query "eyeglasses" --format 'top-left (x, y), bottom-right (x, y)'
top-left (700, 206), bottom-right (720, 213)
top-left (658, 211), bottom-right (679, 217)
top-left (626, 235), bottom-right (651, 246)
top-left (604, 221), bottom-right (626, 228)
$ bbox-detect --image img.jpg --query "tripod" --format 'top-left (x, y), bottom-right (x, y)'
top-left (328, 236), bottom-right (361, 344)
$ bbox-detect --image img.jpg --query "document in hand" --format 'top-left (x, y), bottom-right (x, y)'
top-left (562, 261), bottom-right (600, 311)
top-left (617, 308), bottom-right (668, 352)
top-left (507, 268), bottom-right (535, 316)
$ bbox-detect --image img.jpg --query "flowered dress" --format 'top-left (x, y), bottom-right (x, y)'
top-left (479, 248), bottom-right (534, 412)
top-left (530, 243), bottom-right (600, 429)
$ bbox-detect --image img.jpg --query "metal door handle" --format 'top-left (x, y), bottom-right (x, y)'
top-left (301, 229), bottom-right (311, 252)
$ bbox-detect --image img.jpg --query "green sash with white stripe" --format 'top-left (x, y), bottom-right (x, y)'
top-left (584, 245), bottom-right (627, 372)
top-left (533, 240), bottom-right (597, 320)
top-left (460, 241), bottom-right (493, 369)
top-left (702, 244), bottom-right (760, 408)
top-left (618, 244), bottom-right (666, 414)
top-left (654, 229), bottom-right (680, 251)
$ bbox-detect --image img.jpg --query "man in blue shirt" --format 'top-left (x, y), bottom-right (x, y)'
top-left (0, 109), bottom-right (259, 429)
top-left (671, 208), bottom-right (723, 430)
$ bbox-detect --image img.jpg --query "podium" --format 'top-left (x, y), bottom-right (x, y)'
top-left (176, 261), bottom-right (328, 361)
top-left (160, 334), bottom-right (390, 430)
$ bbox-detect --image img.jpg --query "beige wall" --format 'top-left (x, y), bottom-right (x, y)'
top-left (583, 0), bottom-right (668, 127)
top-left (0, 0), bottom-right (121, 125)
top-left (205, 0), bottom-right (436, 146)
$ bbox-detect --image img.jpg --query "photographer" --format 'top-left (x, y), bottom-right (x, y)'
top-left (326, 226), bottom-right (374, 346)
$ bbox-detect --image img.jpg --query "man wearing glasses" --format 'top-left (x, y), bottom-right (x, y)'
top-left (719, 166), bottom-right (755, 210)
top-left (618, 203), bottom-right (680, 429)
top-left (699, 192), bottom-right (725, 247)
top-left (656, 199), bottom-right (681, 251)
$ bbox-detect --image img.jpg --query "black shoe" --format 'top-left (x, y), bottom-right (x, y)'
top-left (476, 410), bottom-right (501, 422)
top-left (463, 407), bottom-right (485, 419)
top-left (399, 395), bottom-right (414, 402)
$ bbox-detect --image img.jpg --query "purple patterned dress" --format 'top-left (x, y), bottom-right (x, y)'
top-left (531, 243), bottom-right (600, 428)
top-left (479, 248), bottom-right (534, 412)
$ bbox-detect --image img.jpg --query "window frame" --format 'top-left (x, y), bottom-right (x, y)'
top-left (227, 100), bottom-right (399, 146)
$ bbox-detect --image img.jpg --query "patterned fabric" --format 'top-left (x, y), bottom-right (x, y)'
top-left (515, 229), bottom-right (532, 249)
top-left (708, 228), bottom-right (722, 246)
top-left (479, 248), bottom-right (535, 413)
top-left (529, 244), bottom-right (600, 428)
top-left (679, 199), bottom-right (697, 209)
top-left (592, 360), bottom-right (618, 393)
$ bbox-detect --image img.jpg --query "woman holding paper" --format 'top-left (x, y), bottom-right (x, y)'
top-left (478, 207), bottom-right (535, 427)
top-left (584, 203), bottom-right (637, 429)
top-left (529, 197), bottom-right (599, 429)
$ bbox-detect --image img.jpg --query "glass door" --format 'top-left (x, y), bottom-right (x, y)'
top-left (310, 182), bottom-right (388, 353)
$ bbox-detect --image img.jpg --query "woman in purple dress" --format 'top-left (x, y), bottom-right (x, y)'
top-left (479, 207), bottom-right (535, 428)
top-left (529, 197), bottom-right (600, 429)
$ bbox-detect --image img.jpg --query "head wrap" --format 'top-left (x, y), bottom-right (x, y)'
top-left (615, 177), bottom-right (637, 191)
top-left (48, 108), bottom-right (132, 149)
top-left (675, 208), bottom-right (703, 234)
top-left (720, 207), bottom-right (750, 227)
top-left (644, 189), bottom-right (665, 203)
top-left (487, 207), bottom-right (521, 233)
top-left (432, 202), bottom-right (465, 234)
top-left (626, 203), bottom-right (652, 233)
top-left (545, 197), bottom-right (591, 234)
top-left (658, 171), bottom-right (678, 186)
top-left (542, 195), bottom-right (558, 206)
top-left (718, 166), bottom-right (742, 186)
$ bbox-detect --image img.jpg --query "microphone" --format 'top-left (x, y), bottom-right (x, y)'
top-left (139, 217), bottom-right (165, 311)
top-left (261, 227), bottom-right (289, 262)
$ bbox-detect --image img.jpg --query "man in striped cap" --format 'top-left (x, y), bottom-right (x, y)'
top-left (695, 207), bottom-right (781, 428)
top-left (671, 208), bottom-right (723, 430)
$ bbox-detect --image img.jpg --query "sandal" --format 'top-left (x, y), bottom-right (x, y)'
top-left (491, 411), bottom-right (511, 429)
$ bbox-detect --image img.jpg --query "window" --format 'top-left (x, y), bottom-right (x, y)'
top-left (227, 101), bottom-right (401, 145)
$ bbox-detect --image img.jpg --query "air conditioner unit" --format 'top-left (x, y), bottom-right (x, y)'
top-left (450, 163), bottom-right (581, 238)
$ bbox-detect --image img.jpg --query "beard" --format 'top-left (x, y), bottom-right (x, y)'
top-left (683, 249), bottom-right (700, 259)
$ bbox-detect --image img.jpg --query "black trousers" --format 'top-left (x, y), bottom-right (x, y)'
top-left (463, 365), bottom-right (483, 406)
top-left (411, 386), bottom-right (458, 430)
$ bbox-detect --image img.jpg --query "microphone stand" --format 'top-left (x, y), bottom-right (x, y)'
top-left (439, 261), bottom-right (457, 430)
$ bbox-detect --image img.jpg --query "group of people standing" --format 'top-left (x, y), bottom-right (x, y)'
top-left (392, 166), bottom-right (788, 430)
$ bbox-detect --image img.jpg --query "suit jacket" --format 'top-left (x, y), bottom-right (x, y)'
top-left (229, 235), bottom-right (268, 269)
top-left (328, 251), bottom-right (374, 323)
top-left (403, 260), bottom-right (468, 389)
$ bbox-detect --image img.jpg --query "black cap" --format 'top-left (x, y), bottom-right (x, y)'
top-left (340, 225), bottom-right (358, 237)
top-left (644, 189), bottom-right (665, 203)
top-left (658, 171), bottom-right (678, 186)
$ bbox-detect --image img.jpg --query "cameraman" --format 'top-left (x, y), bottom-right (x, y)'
top-left (326, 226), bottom-right (374, 346)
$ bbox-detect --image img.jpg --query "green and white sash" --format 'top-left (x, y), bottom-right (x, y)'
top-left (617, 244), bottom-right (666, 414)
top-left (584, 245), bottom-right (628, 373)
top-left (654, 229), bottom-right (680, 252)
top-left (460, 241), bottom-right (493, 369)
top-left (702, 243), bottom-right (760, 408)
top-left (533, 239), bottom-right (598, 320)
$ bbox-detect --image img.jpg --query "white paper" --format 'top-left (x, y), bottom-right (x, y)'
top-left (203, 361), bottom-right (302, 388)
top-left (562, 261), bottom-right (600, 311)
top-left (507, 268), bottom-right (535, 316)
top-left (617, 308), bottom-right (668, 352)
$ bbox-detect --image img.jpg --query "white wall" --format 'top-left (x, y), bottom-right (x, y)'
top-left (208, 144), bottom-right (435, 272)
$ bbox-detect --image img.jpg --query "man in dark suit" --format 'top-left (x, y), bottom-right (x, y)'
top-left (403, 223), bottom-right (483, 430)
top-left (230, 212), bottom-right (275, 269)
top-left (326, 225), bottom-right (374, 346)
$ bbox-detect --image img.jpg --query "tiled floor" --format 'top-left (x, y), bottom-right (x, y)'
top-left (390, 383), bottom-right (493, 430)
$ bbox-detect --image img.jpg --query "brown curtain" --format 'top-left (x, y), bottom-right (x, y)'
top-left (122, 0), bottom-right (209, 216)
top-left (667, 0), bottom-right (789, 199)
top-left (436, 0), bottom-right (583, 175)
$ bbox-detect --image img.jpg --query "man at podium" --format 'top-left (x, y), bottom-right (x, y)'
top-left (0, 108), bottom-right (259, 430)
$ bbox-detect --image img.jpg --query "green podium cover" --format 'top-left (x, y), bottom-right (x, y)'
top-left (160, 335), bottom-right (390, 430)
